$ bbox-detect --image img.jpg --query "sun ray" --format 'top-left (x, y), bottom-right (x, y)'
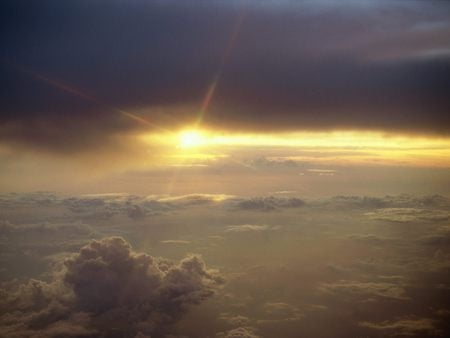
top-left (195, 6), bottom-right (247, 127)
top-left (3, 59), bottom-right (173, 134)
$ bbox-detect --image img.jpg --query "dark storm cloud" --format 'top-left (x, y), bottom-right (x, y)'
top-left (1, 0), bottom-right (450, 152)
top-left (0, 237), bottom-right (223, 338)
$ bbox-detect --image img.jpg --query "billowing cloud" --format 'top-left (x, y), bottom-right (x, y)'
top-left (0, 237), bottom-right (223, 338)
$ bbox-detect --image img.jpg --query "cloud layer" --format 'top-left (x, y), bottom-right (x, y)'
top-left (1, 192), bottom-right (449, 337)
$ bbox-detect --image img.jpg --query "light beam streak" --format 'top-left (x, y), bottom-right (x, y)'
top-left (3, 60), bottom-right (173, 134)
top-left (195, 5), bottom-right (247, 127)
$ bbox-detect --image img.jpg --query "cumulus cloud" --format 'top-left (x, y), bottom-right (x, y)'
top-left (0, 237), bottom-right (223, 338)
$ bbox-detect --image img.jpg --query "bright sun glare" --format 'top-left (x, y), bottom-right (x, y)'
top-left (178, 130), bottom-right (206, 148)
top-left (142, 129), bottom-right (450, 167)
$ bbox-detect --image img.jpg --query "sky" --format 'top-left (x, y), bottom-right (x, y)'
top-left (1, 0), bottom-right (450, 195)
top-left (0, 1), bottom-right (450, 337)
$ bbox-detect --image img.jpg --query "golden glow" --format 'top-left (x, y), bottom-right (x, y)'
top-left (148, 130), bottom-right (450, 149)
top-left (141, 129), bottom-right (450, 167)
top-left (178, 130), bottom-right (206, 148)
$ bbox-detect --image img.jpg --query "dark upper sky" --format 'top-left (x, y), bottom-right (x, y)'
top-left (1, 0), bottom-right (450, 153)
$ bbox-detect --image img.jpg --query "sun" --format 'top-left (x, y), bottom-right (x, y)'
top-left (178, 130), bottom-right (206, 148)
